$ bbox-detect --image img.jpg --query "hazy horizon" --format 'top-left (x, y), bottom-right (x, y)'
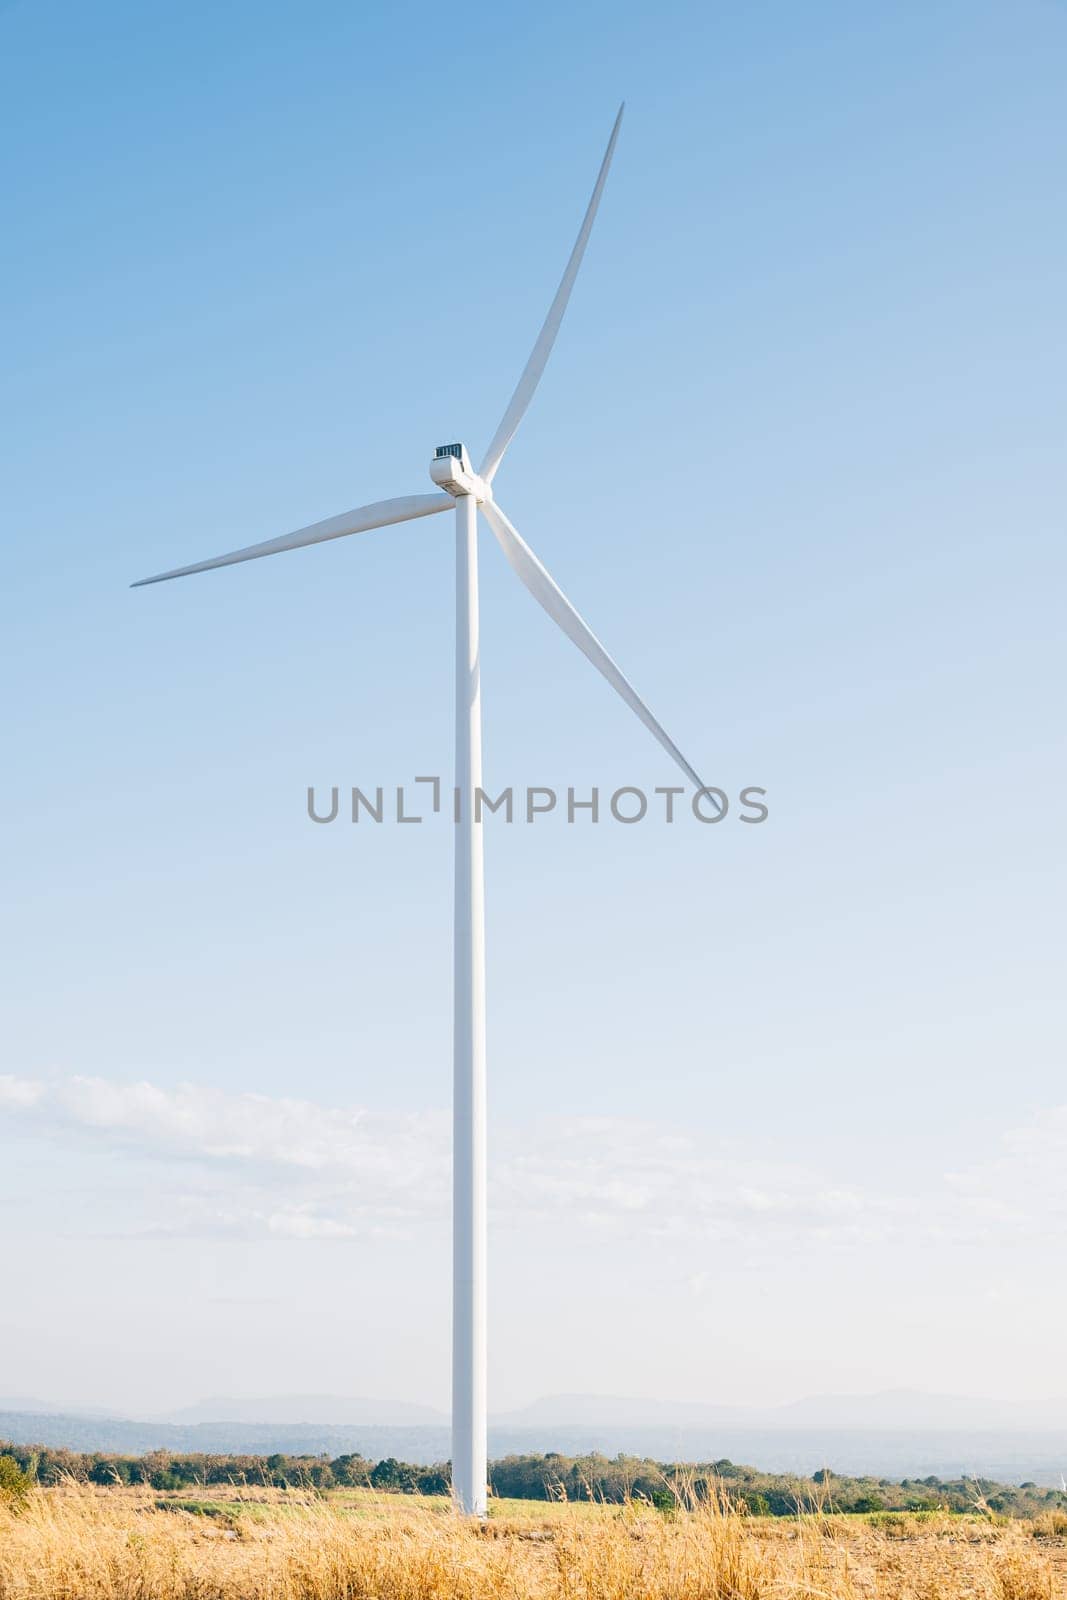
top-left (3, 1391), bottom-right (1067, 1491)
top-left (3, 1385), bottom-right (1066, 1434)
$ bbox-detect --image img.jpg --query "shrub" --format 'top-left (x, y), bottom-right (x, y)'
top-left (0, 1455), bottom-right (30, 1509)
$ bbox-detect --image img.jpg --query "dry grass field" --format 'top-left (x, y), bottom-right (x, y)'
top-left (1, 1484), bottom-right (1066, 1600)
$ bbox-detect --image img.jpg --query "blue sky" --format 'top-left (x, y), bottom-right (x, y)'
top-left (2, 0), bottom-right (1065, 1415)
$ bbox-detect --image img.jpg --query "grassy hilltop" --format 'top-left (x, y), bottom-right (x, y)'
top-left (1, 1469), bottom-right (1067, 1600)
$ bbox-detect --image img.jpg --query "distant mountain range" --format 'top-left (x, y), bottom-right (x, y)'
top-left (160, 1395), bottom-right (447, 1427)
top-left (3, 1387), bottom-right (1065, 1434)
top-left (1, 1388), bottom-right (1065, 1486)
top-left (0, 1397), bottom-right (117, 1419)
top-left (494, 1389), bottom-right (1067, 1431)
top-left (4, 1382), bottom-right (1062, 1433)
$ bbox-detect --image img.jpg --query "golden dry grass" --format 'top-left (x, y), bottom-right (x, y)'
top-left (0, 1484), bottom-right (1064, 1600)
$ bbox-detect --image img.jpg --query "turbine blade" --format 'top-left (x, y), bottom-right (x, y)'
top-left (481, 498), bottom-right (704, 791)
top-left (131, 493), bottom-right (453, 587)
top-left (479, 104), bottom-right (624, 485)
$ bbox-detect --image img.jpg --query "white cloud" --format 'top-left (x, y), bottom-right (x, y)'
top-left (0, 1072), bottom-right (449, 1238)
top-left (1, 1073), bottom-right (1063, 1250)
top-left (3, 1071), bottom-right (441, 1170)
top-left (494, 1116), bottom-right (896, 1243)
top-left (945, 1102), bottom-right (1067, 1233)
top-left (0, 1075), bottom-right (46, 1110)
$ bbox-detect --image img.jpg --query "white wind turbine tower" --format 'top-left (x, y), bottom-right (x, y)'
top-left (134, 104), bottom-right (704, 1516)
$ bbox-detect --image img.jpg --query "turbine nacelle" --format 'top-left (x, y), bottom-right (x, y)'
top-left (429, 443), bottom-right (490, 503)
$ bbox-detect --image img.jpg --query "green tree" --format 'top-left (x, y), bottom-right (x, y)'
top-left (0, 1455), bottom-right (31, 1509)
top-left (331, 1454), bottom-right (372, 1487)
top-left (416, 1466), bottom-right (451, 1496)
top-left (370, 1458), bottom-right (419, 1492)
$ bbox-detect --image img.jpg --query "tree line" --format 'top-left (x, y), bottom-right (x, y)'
top-left (1, 1440), bottom-right (1064, 1519)
top-left (0, 1443), bottom-right (445, 1496)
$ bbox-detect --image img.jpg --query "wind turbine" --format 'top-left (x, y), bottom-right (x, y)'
top-left (133, 103), bottom-right (704, 1516)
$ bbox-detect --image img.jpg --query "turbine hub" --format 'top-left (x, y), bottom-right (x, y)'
top-left (429, 443), bottom-right (489, 503)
